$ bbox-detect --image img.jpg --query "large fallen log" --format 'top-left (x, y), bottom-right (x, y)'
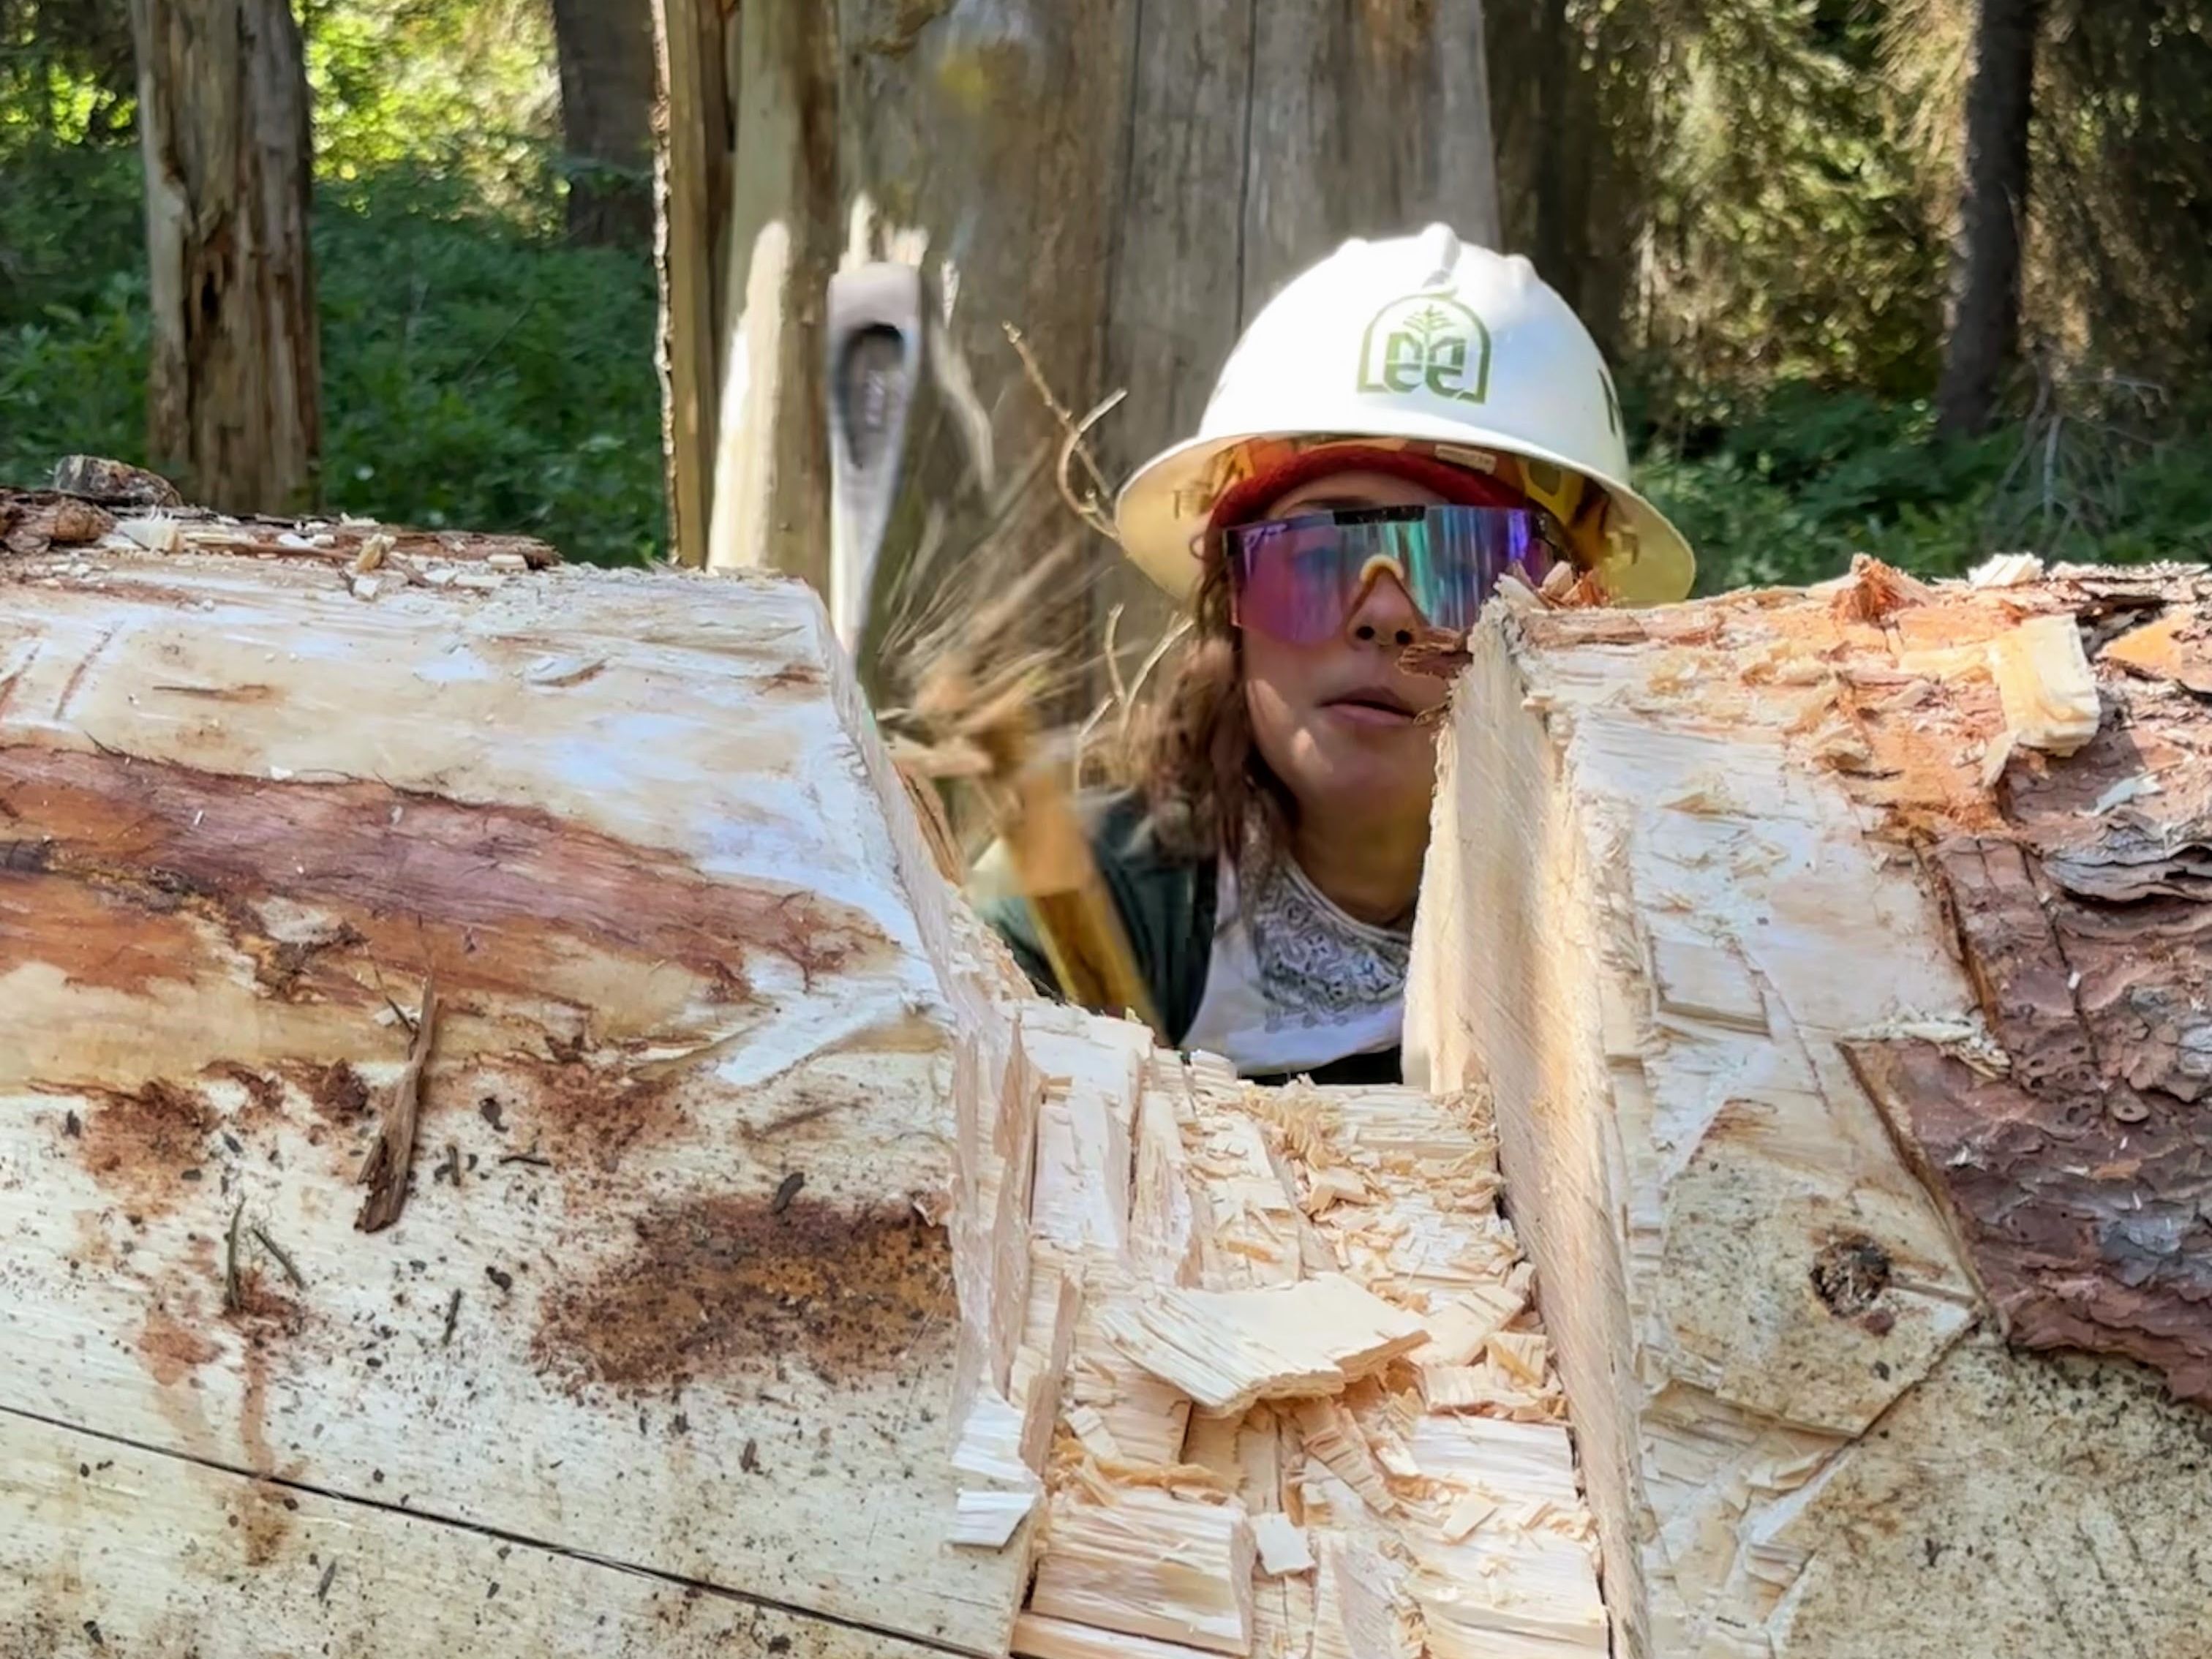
top-left (20, 488), bottom-right (2206, 1656)
top-left (2, 486), bottom-right (1622, 1656)
top-left (1407, 560), bottom-right (2212, 1658)
top-left (0, 497), bottom-right (1045, 1653)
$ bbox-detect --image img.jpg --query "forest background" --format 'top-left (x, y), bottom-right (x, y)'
top-left (3, 0), bottom-right (2208, 591)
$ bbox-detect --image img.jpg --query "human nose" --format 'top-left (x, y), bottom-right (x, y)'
top-left (1344, 564), bottom-right (1421, 648)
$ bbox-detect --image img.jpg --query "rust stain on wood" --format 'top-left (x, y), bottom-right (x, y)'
top-left (477, 1057), bottom-right (683, 1173)
top-left (138, 1306), bottom-right (221, 1387)
top-left (533, 1194), bottom-right (956, 1394)
top-left (0, 745), bottom-right (892, 1004)
top-left (0, 870), bottom-right (209, 998)
top-left (203, 1061), bottom-right (287, 1132)
top-left (290, 1060), bottom-right (372, 1126)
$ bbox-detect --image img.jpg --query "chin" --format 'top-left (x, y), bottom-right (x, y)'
top-left (1286, 740), bottom-right (1434, 826)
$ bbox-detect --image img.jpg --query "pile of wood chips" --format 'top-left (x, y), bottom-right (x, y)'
top-left (952, 1005), bottom-right (1606, 1659)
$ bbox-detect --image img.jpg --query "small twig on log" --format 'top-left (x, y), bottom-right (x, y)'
top-left (497, 1146), bottom-right (552, 1169)
top-left (441, 1288), bottom-right (462, 1347)
top-left (223, 1200), bottom-right (245, 1313)
top-left (772, 1170), bottom-right (805, 1214)
top-left (354, 974), bottom-right (439, 1234)
top-left (249, 1225), bottom-right (305, 1290)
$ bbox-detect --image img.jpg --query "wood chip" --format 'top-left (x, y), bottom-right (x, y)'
top-left (1096, 1274), bottom-right (1427, 1415)
top-left (1252, 1511), bottom-right (1315, 1576)
top-left (1440, 1492), bottom-right (1500, 1543)
top-left (1986, 614), bottom-right (2100, 755)
top-left (1029, 1487), bottom-right (1256, 1655)
top-left (1968, 552), bottom-right (2044, 588)
top-left (2104, 611), bottom-right (2212, 696)
top-left (952, 1486), bottom-right (1037, 1549)
top-left (1486, 1330), bottom-right (1550, 1388)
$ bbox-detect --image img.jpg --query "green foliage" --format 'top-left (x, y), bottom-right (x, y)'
top-left (1624, 0), bottom-right (1949, 416)
top-left (301, 0), bottom-right (560, 222)
top-left (314, 164), bottom-right (661, 565)
top-left (1639, 379), bottom-right (2212, 592)
top-left (0, 0), bottom-right (134, 151)
top-left (0, 134), bottom-right (146, 323)
top-left (0, 149), bottom-right (662, 567)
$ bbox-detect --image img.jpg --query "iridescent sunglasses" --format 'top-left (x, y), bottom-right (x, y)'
top-left (1211, 504), bottom-right (1563, 644)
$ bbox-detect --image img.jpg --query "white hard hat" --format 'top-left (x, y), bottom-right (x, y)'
top-left (1115, 224), bottom-right (1695, 606)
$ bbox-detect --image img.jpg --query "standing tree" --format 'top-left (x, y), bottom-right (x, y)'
top-left (655, 0), bottom-right (1503, 688)
top-left (1936, 0), bottom-right (2042, 437)
top-left (130, 0), bottom-right (319, 514)
top-left (550, 0), bottom-right (656, 245)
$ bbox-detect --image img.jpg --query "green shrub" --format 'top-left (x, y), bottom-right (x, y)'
top-left (1639, 379), bottom-right (2212, 594)
top-left (0, 149), bottom-right (661, 567)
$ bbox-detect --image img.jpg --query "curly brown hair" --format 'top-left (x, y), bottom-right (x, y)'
top-left (1121, 550), bottom-right (1293, 862)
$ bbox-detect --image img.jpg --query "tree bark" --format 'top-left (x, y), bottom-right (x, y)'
top-left (703, 0), bottom-right (839, 588)
top-left (551, 0), bottom-right (657, 246)
top-left (130, 0), bottom-right (320, 516)
top-left (1407, 562), bottom-right (2212, 1657)
top-left (1936, 0), bottom-right (2041, 438)
top-left (650, 0), bottom-right (734, 568)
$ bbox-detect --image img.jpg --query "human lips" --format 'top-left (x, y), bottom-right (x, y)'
top-left (1319, 682), bottom-right (1420, 726)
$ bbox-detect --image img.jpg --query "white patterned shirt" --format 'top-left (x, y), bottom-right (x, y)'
top-left (1180, 831), bottom-right (1411, 1078)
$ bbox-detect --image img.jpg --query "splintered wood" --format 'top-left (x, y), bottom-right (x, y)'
top-left (0, 506), bottom-right (1046, 1655)
top-left (1407, 559), bottom-right (2212, 1658)
top-left (994, 1024), bottom-right (1605, 1659)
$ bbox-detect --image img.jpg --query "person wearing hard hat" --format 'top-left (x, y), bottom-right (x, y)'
top-left (978, 224), bottom-right (1696, 1085)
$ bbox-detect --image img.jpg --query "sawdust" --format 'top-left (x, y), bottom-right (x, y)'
top-left (534, 1193), bottom-right (957, 1394)
top-left (80, 1080), bottom-right (216, 1213)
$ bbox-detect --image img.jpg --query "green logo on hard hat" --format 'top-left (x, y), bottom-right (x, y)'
top-left (1356, 293), bottom-right (1491, 405)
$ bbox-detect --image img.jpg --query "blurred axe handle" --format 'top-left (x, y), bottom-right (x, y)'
top-left (996, 748), bottom-right (1163, 1041)
top-left (827, 263), bottom-right (1156, 1038)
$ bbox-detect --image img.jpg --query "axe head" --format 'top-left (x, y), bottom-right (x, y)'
top-left (825, 263), bottom-right (925, 669)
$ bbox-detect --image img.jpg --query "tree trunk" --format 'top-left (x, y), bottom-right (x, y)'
top-left (130, 0), bottom-right (320, 516)
top-left (1407, 561), bottom-right (2212, 1657)
top-left (1936, 0), bottom-right (2040, 437)
top-left (551, 0), bottom-right (656, 246)
top-left (1529, 0), bottom-right (1573, 290)
top-left (654, 0), bottom-right (1505, 689)
top-left (703, 0), bottom-right (839, 588)
top-left (650, 0), bottom-right (734, 569)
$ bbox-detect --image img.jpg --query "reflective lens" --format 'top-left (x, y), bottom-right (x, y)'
top-left (1215, 505), bottom-right (1560, 644)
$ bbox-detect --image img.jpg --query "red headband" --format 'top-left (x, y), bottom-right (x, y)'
top-left (1206, 443), bottom-right (1531, 533)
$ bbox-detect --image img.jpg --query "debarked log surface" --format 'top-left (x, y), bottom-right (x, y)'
top-left (1407, 559), bottom-right (2212, 1658)
top-left (0, 493), bottom-right (1039, 1656)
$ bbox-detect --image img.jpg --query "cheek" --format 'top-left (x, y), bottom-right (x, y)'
top-left (1241, 631), bottom-right (1323, 713)
top-left (1240, 633), bottom-right (1321, 763)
